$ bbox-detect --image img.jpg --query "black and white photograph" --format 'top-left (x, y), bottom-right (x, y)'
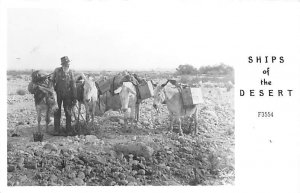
top-left (1, 0), bottom-right (300, 192)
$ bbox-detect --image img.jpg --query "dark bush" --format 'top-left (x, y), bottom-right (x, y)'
top-left (16, 89), bottom-right (26, 95)
top-left (175, 64), bottom-right (198, 75)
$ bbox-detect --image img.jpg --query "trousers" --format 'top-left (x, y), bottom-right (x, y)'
top-left (54, 94), bottom-right (72, 131)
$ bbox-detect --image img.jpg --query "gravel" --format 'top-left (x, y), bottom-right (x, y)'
top-left (7, 78), bottom-right (235, 186)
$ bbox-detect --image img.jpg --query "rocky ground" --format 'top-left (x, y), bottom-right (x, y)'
top-left (7, 76), bottom-right (235, 186)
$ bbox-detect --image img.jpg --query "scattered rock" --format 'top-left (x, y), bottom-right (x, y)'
top-left (178, 136), bottom-right (185, 144)
top-left (118, 173), bottom-right (126, 180)
top-left (114, 142), bottom-right (154, 159)
top-left (162, 180), bottom-right (181, 186)
top-left (7, 143), bottom-right (14, 151)
top-left (105, 179), bottom-right (116, 186)
top-left (64, 179), bottom-right (76, 186)
top-left (85, 166), bottom-right (93, 176)
top-left (138, 169), bottom-right (146, 175)
top-left (119, 119), bottom-right (125, 125)
top-left (126, 176), bottom-right (136, 183)
top-left (57, 180), bottom-right (64, 186)
top-left (24, 161), bottom-right (37, 169)
top-left (119, 179), bottom-right (128, 185)
top-left (35, 173), bottom-right (43, 179)
top-left (34, 151), bottom-right (43, 156)
top-left (16, 157), bottom-right (25, 164)
top-left (16, 163), bottom-right (24, 170)
top-left (49, 174), bottom-right (58, 182)
top-left (68, 172), bottom-right (77, 179)
top-left (18, 175), bottom-right (27, 182)
top-left (7, 173), bottom-right (13, 180)
top-left (43, 143), bottom-right (58, 152)
top-left (166, 151), bottom-right (172, 154)
top-left (77, 171), bottom-right (85, 179)
top-left (127, 182), bottom-right (138, 186)
top-left (182, 146), bottom-right (193, 153)
top-left (85, 135), bottom-right (99, 143)
top-left (11, 133), bottom-right (21, 137)
top-left (74, 178), bottom-right (85, 186)
top-left (7, 165), bottom-right (16, 172)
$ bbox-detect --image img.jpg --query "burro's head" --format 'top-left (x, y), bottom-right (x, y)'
top-left (49, 91), bottom-right (58, 111)
top-left (153, 82), bottom-right (167, 110)
top-left (114, 82), bottom-right (136, 113)
top-left (82, 73), bottom-right (98, 103)
top-left (39, 86), bottom-right (58, 112)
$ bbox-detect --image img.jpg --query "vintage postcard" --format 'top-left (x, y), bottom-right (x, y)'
top-left (1, 0), bottom-right (299, 193)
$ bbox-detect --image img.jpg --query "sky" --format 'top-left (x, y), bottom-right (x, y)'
top-left (5, 0), bottom-right (300, 71)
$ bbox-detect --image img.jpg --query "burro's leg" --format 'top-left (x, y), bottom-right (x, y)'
top-left (178, 117), bottom-right (183, 136)
top-left (33, 106), bottom-right (44, 142)
top-left (169, 114), bottom-right (173, 132)
top-left (168, 113), bottom-right (176, 134)
top-left (130, 107), bottom-right (135, 131)
top-left (64, 98), bottom-right (73, 135)
top-left (187, 116), bottom-right (193, 134)
top-left (36, 107), bottom-right (41, 134)
top-left (77, 102), bottom-right (81, 123)
top-left (135, 103), bottom-right (140, 122)
top-left (45, 108), bottom-right (50, 133)
top-left (124, 117), bottom-right (128, 131)
top-left (90, 102), bottom-right (96, 132)
top-left (92, 102), bottom-right (96, 124)
top-left (85, 103), bottom-right (90, 124)
top-left (193, 108), bottom-right (199, 135)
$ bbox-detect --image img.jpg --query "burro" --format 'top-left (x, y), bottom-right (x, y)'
top-left (240, 89), bottom-right (293, 97)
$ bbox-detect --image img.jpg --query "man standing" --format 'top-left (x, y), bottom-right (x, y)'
top-left (52, 56), bottom-right (77, 136)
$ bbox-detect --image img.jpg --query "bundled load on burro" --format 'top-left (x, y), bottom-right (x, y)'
top-left (153, 79), bottom-right (204, 136)
top-left (95, 70), bottom-right (154, 130)
top-left (27, 70), bottom-right (58, 141)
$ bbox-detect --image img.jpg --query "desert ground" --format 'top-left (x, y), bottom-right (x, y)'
top-left (7, 72), bottom-right (234, 186)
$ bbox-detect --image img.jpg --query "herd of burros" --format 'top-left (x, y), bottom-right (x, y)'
top-left (27, 70), bottom-right (234, 142)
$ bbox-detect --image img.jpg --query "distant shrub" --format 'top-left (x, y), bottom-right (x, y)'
top-left (175, 64), bottom-right (198, 75)
top-left (143, 72), bottom-right (173, 80)
top-left (199, 63), bottom-right (234, 76)
top-left (16, 89), bottom-right (26, 95)
top-left (178, 75), bottom-right (202, 85)
top-left (15, 75), bottom-right (23, 79)
top-left (200, 74), bottom-right (234, 85)
top-left (7, 70), bottom-right (32, 76)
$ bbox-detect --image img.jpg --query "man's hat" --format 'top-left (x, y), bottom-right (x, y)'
top-left (61, 56), bottom-right (71, 66)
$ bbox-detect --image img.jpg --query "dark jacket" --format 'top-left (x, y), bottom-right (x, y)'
top-left (52, 67), bottom-right (77, 99)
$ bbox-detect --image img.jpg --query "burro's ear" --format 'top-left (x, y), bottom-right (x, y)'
top-left (123, 82), bottom-right (136, 95)
top-left (161, 80), bottom-right (169, 88)
top-left (151, 80), bottom-right (157, 87)
top-left (128, 86), bottom-right (136, 95)
top-left (81, 73), bottom-right (87, 80)
top-left (114, 87), bottom-right (122, 94)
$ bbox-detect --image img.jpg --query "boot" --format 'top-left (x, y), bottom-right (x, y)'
top-left (65, 115), bottom-right (74, 136)
top-left (53, 110), bottom-right (62, 136)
